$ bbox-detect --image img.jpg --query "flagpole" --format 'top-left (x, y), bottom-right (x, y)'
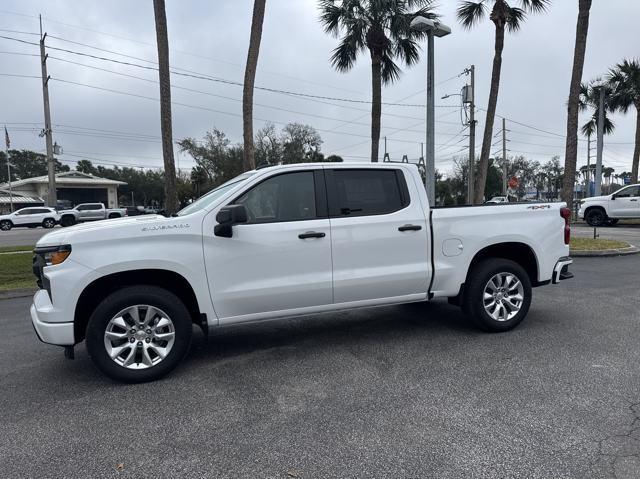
top-left (4, 126), bottom-right (12, 213)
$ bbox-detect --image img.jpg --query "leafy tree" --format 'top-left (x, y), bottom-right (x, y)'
top-left (281, 123), bottom-right (323, 164)
top-left (319, 0), bottom-right (439, 162)
top-left (0, 150), bottom-right (69, 183)
top-left (242, 0), bottom-right (267, 171)
top-left (457, 0), bottom-right (550, 204)
top-left (179, 129), bottom-right (244, 189)
top-left (254, 123), bottom-right (282, 166)
top-left (561, 0), bottom-right (592, 204)
top-left (326, 155), bottom-right (344, 162)
top-left (608, 58), bottom-right (640, 182)
top-left (153, 0), bottom-right (179, 214)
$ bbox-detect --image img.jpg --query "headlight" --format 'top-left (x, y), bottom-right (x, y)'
top-left (35, 244), bottom-right (72, 266)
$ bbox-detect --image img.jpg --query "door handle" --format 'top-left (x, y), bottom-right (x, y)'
top-left (298, 231), bottom-right (326, 239)
top-left (398, 224), bottom-right (422, 232)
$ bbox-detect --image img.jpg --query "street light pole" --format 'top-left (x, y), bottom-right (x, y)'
top-left (410, 16), bottom-right (451, 206)
top-left (595, 86), bottom-right (605, 197)
top-left (425, 31), bottom-right (435, 203)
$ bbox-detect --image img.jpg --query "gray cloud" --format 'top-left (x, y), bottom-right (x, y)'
top-left (1, 0), bottom-right (638, 176)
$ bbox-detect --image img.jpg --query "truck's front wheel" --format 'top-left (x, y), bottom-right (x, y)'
top-left (463, 259), bottom-right (532, 332)
top-left (85, 286), bottom-right (193, 383)
top-left (60, 216), bottom-right (76, 227)
top-left (585, 208), bottom-right (606, 227)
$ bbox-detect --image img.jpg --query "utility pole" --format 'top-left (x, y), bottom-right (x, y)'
top-left (594, 86), bottom-right (605, 197)
top-left (502, 117), bottom-right (508, 195)
top-left (465, 65), bottom-right (475, 204)
top-left (39, 15), bottom-right (56, 207)
top-left (425, 30), bottom-right (435, 201)
top-left (4, 127), bottom-right (12, 212)
top-left (585, 134), bottom-right (591, 197)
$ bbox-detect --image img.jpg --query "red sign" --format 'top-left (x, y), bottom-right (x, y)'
top-left (508, 176), bottom-right (519, 189)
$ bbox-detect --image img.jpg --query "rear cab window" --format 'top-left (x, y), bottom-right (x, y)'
top-left (326, 168), bottom-right (410, 217)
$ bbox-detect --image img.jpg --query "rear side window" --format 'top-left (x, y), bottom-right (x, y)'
top-left (328, 169), bottom-right (408, 217)
top-left (235, 171), bottom-right (317, 223)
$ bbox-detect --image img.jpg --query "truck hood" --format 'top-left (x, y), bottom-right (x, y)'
top-left (583, 195), bottom-right (609, 203)
top-left (36, 215), bottom-right (176, 247)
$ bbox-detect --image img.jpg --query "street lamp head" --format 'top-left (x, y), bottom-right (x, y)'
top-left (410, 16), bottom-right (451, 37)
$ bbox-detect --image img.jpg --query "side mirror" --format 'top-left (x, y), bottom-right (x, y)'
top-left (214, 204), bottom-right (248, 238)
top-left (611, 195), bottom-right (616, 200)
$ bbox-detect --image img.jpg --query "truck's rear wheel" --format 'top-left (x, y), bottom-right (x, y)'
top-left (85, 286), bottom-right (193, 383)
top-left (463, 259), bottom-right (532, 332)
top-left (585, 208), bottom-right (606, 227)
top-left (60, 216), bottom-right (76, 227)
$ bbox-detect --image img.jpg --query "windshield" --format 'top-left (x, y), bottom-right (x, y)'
top-left (177, 172), bottom-right (255, 216)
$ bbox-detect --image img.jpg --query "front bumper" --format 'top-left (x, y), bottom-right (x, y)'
top-left (30, 289), bottom-right (74, 345)
top-left (552, 256), bottom-right (574, 284)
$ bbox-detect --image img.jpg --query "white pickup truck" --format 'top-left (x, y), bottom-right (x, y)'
top-left (58, 202), bottom-right (127, 227)
top-left (579, 183), bottom-right (640, 226)
top-left (30, 163), bottom-right (573, 383)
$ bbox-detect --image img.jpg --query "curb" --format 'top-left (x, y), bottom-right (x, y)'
top-left (0, 288), bottom-right (37, 301)
top-left (570, 245), bottom-right (640, 257)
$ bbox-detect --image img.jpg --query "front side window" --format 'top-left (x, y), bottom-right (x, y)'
top-left (616, 185), bottom-right (640, 198)
top-left (16, 208), bottom-right (35, 215)
top-left (235, 171), bottom-right (316, 223)
top-left (329, 169), bottom-right (407, 217)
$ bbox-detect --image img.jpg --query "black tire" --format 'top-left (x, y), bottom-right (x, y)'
top-left (60, 215), bottom-right (76, 227)
top-left (42, 218), bottom-right (56, 229)
top-left (606, 218), bottom-right (619, 226)
top-left (462, 258), bottom-right (532, 333)
top-left (585, 208), bottom-right (606, 227)
top-left (108, 213), bottom-right (119, 219)
top-left (0, 220), bottom-right (12, 231)
top-left (85, 285), bottom-right (193, 383)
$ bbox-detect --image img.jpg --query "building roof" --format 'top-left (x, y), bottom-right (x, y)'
top-left (0, 189), bottom-right (44, 204)
top-left (0, 170), bottom-right (126, 189)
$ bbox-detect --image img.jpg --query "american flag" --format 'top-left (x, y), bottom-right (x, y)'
top-left (4, 126), bottom-right (9, 150)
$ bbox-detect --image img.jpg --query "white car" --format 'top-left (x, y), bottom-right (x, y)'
top-left (578, 183), bottom-right (640, 226)
top-left (486, 196), bottom-right (509, 204)
top-left (30, 163), bottom-right (573, 383)
top-left (0, 207), bottom-right (59, 231)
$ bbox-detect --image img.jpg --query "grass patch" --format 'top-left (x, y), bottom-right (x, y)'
top-left (0, 245), bottom-right (33, 253)
top-left (570, 237), bottom-right (629, 251)
top-left (0, 252), bottom-right (35, 291)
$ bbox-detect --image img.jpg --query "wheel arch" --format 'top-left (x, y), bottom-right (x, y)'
top-left (467, 242), bottom-right (540, 287)
top-left (74, 268), bottom-right (204, 343)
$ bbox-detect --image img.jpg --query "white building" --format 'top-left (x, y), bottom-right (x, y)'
top-left (0, 171), bottom-right (126, 212)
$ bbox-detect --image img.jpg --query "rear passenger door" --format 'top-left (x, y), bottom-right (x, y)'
top-left (326, 167), bottom-right (431, 305)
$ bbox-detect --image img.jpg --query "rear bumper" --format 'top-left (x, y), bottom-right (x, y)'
top-left (552, 256), bottom-right (573, 284)
top-left (30, 290), bottom-right (74, 345)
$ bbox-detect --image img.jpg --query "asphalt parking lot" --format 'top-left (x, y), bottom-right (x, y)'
top-left (1, 255), bottom-right (639, 478)
top-left (0, 225), bottom-right (62, 248)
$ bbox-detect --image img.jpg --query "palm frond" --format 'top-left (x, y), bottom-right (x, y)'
top-left (457, 1), bottom-right (487, 29)
top-left (318, 0), bottom-right (345, 36)
top-left (506, 7), bottom-right (526, 32)
top-left (518, 0), bottom-right (550, 14)
top-left (393, 37), bottom-right (421, 66)
top-left (380, 54), bottom-right (401, 84)
top-left (329, 32), bottom-right (363, 72)
top-left (581, 119), bottom-right (596, 138)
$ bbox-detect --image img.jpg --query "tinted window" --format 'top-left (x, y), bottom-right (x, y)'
top-left (235, 172), bottom-right (316, 223)
top-left (32, 209), bottom-right (50, 214)
top-left (616, 186), bottom-right (640, 197)
top-left (329, 169), bottom-right (407, 217)
top-left (17, 208), bottom-right (36, 215)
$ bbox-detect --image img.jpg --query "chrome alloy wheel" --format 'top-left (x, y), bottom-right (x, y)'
top-left (483, 272), bottom-right (525, 322)
top-left (103, 305), bottom-right (176, 369)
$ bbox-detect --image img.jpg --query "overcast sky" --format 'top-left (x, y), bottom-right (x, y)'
top-left (1, 0), bottom-right (638, 176)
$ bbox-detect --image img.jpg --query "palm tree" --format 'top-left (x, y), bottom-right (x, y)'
top-left (152, 0), bottom-right (178, 214)
top-left (319, 0), bottom-right (439, 163)
top-left (457, 0), bottom-right (550, 204)
top-left (242, 0), bottom-right (267, 172)
top-left (608, 59), bottom-right (640, 183)
top-left (561, 0), bottom-right (592, 205)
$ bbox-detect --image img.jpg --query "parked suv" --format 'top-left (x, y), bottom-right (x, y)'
top-left (0, 207), bottom-right (59, 231)
top-left (578, 183), bottom-right (640, 226)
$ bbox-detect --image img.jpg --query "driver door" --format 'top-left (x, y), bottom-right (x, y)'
top-left (203, 168), bottom-right (333, 323)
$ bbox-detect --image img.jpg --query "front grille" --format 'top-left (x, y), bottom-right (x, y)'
top-left (32, 253), bottom-right (45, 289)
